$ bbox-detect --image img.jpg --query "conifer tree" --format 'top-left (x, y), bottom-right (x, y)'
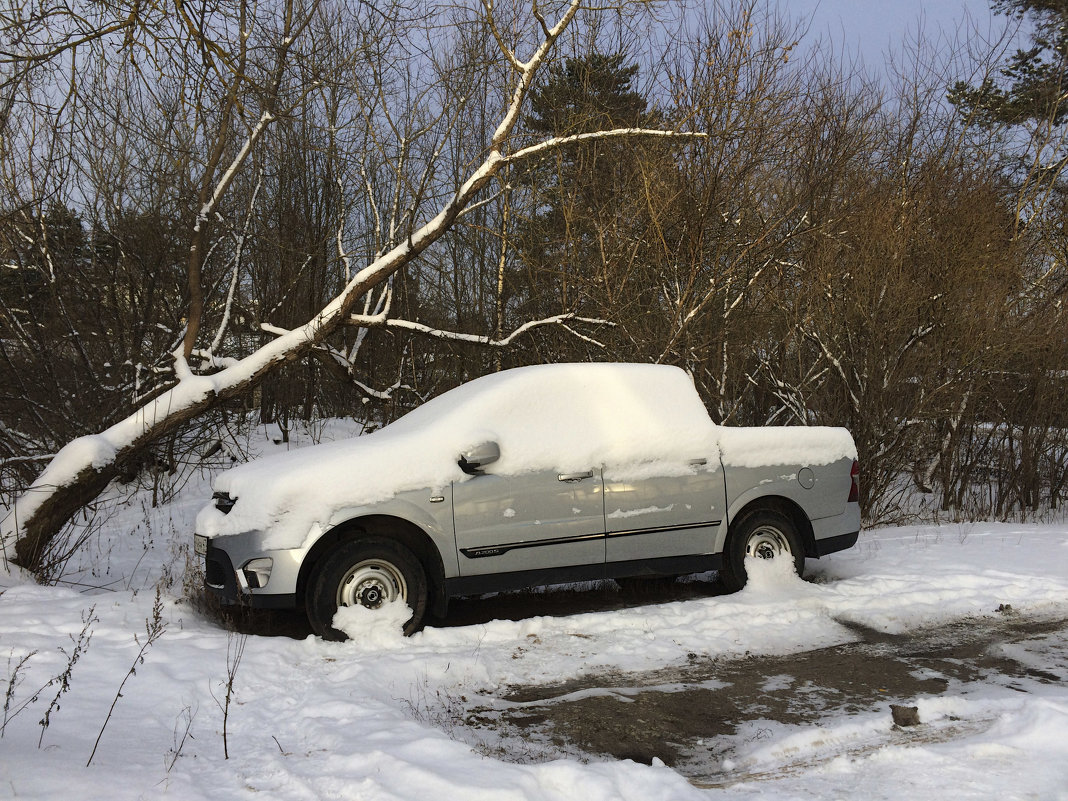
top-left (515, 52), bottom-right (660, 326)
top-left (949, 0), bottom-right (1068, 124)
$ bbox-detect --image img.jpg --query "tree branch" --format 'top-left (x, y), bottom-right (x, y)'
top-left (503, 128), bottom-right (707, 166)
top-left (344, 311), bottom-right (611, 348)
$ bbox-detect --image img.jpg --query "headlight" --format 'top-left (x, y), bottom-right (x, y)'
top-left (194, 534), bottom-right (208, 556)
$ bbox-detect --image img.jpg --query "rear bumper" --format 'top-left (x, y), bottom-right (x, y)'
top-left (813, 529), bottom-right (859, 557)
top-left (810, 502), bottom-right (862, 557)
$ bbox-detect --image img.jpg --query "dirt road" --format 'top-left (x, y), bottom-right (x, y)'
top-left (227, 572), bottom-right (1068, 786)
top-left (454, 607), bottom-right (1068, 786)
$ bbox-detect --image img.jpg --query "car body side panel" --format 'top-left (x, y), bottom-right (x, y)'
top-left (325, 486), bottom-right (460, 578)
top-left (721, 456), bottom-right (856, 551)
top-left (452, 469), bottom-right (605, 576)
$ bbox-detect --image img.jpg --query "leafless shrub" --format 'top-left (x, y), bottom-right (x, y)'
top-left (210, 631), bottom-right (247, 760)
top-left (2, 649), bottom-right (38, 736)
top-left (165, 704), bottom-right (198, 773)
top-left (401, 673), bottom-right (470, 738)
top-left (0, 606), bottom-right (96, 743)
top-left (86, 588), bottom-right (166, 766)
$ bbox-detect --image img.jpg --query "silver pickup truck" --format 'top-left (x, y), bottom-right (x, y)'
top-left (195, 363), bottom-right (860, 638)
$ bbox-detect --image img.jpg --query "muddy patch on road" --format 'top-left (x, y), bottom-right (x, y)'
top-left (456, 612), bottom-right (1068, 784)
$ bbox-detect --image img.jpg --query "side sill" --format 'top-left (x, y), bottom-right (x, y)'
top-left (446, 563), bottom-right (606, 597)
top-left (605, 553), bottom-right (722, 579)
top-left (445, 553), bottom-right (725, 598)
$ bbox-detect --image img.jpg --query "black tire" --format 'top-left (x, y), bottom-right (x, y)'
top-left (307, 537), bottom-right (428, 640)
top-left (717, 509), bottom-right (804, 594)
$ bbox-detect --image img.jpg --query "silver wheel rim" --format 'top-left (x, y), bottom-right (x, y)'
top-left (744, 526), bottom-right (791, 561)
top-left (336, 559), bottom-right (407, 610)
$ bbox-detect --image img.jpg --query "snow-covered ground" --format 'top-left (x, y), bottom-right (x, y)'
top-left (2, 428), bottom-right (1067, 800)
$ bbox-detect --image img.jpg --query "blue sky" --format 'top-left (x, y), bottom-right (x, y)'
top-left (784, 0), bottom-right (1000, 59)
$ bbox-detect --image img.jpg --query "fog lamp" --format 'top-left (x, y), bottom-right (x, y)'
top-left (241, 557), bottom-right (274, 589)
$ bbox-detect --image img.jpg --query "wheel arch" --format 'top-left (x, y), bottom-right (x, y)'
top-left (728, 495), bottom-right (817, 558)
top-left (297, 515), bottom-right (448, 618)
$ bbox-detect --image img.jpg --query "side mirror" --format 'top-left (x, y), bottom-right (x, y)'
top-left (458, 441), bottom-right (500, 475)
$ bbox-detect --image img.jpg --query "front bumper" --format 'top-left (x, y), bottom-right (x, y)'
top-left (202, 537), bottom-right (299, 610)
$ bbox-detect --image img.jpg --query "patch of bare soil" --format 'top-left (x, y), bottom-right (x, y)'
top-left (457, 611), bottom-right (1068, 785)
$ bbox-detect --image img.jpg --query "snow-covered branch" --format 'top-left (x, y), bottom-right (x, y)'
top-left (346, 312), bottom-right (611, 349)
top-left (195, 112), bottom-right (275, 234)
top-left (490, 0), bottom-right (581, 148)
top-left (209, 174), bottom-right (262, 356)
top-left (884, 321), bottom-right (938, 390)
top-left (503, 128), bottom-right (707, 166)
top-left (481, 0), bottom-right (525, 73)
top-left (261, 312), bottom-right (610, 359)
top-left (803, 327), bottom-right (862, 411)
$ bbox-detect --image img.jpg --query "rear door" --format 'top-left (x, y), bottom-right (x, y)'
top-left (452, 468), bottom-right (605, 577)
top-left (603, 457), bottom-right (726, 566)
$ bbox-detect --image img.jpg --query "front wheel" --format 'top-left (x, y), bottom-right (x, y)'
top-left (307, 537), bottom-right (428, 640)
top-left (717, 509), bottom-right (804, 593)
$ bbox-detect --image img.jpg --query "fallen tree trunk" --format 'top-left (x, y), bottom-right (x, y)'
top-left (1, 171), bottom-right (485, 571)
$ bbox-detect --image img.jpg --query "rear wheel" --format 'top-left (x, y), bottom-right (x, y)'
top-left (307, 537), bottom-right (428, 640)
top-left (717, 509), bottom-right (804, 593)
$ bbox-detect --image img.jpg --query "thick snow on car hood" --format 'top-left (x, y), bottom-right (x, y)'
top-left (195, 363), bottom-right (855, 548)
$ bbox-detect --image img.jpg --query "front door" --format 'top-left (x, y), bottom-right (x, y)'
top-left (452, 468), bottom-right (605, 577)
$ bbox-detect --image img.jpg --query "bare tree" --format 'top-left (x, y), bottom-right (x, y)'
top-left (1, 0), bottom-right (704, 573)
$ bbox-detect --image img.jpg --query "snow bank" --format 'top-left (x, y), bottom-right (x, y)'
top-left (718, 424), bottom-right (856, 468)
top-left (332, 601), bottom-right (411, 648)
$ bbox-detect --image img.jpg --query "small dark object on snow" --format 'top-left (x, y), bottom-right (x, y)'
top-left (997, 603), bottom-right (1014, 614)
top-left (891, 704), bottom-right (921, 727)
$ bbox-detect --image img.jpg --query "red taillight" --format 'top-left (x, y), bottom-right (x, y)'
top-left (848, 459), bottom-right (860, 503)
